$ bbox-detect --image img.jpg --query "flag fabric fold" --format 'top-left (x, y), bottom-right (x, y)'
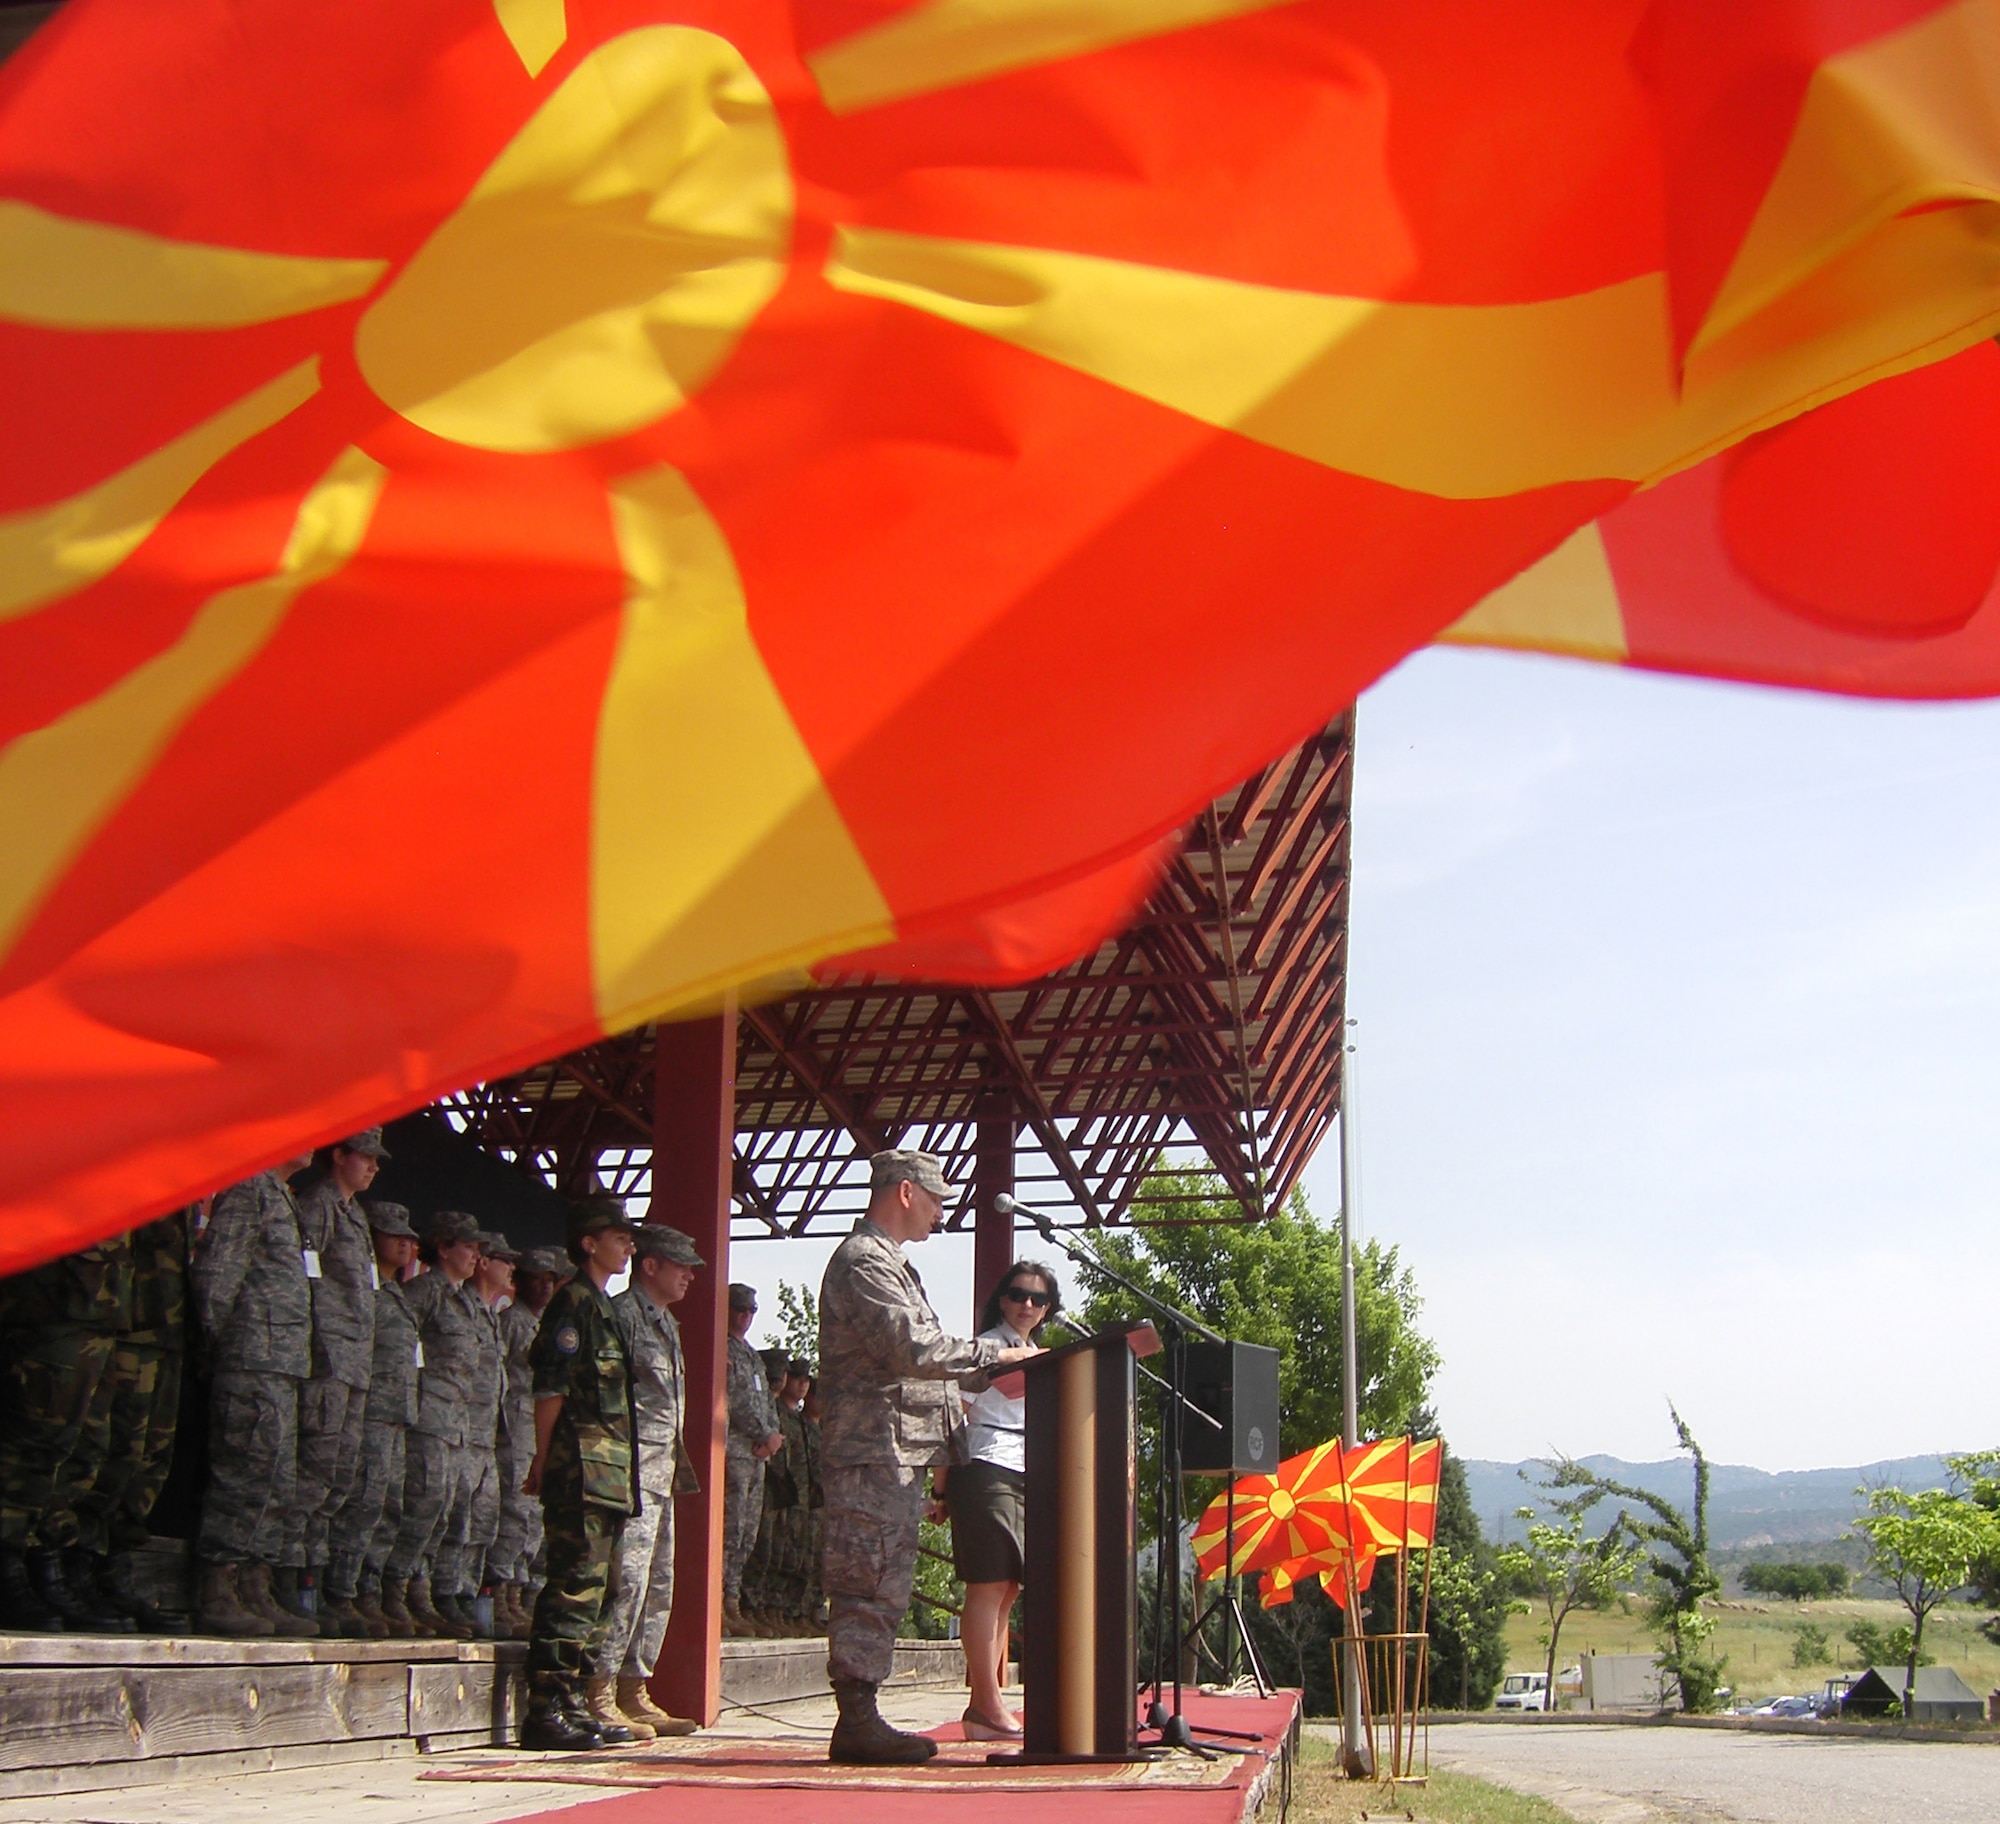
top-left (7, 0), bottom-right (2000, 1261)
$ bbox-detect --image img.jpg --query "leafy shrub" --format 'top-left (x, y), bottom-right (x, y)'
top-left (1791, 1623), bottom-right (1830, 1668)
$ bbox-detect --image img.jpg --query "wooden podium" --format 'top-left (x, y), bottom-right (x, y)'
top-left (1018, 1321), bottom-right (1158, 1760)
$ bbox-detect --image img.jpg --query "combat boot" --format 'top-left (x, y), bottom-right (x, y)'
top-left (618, 1675), bottom-right (698, 1737)
top-left (829, 1678), bottom-right (938, 1764)
top-left (26, 1545), bottom-right (131, 1633)
top-left (409, 1576), bottom-right (471, 1640)
top-left (240, 1562), bottom-right (318, 1637)
top-left (379, 1576), bottom-right (426, 1638)
top-left (722, 1595), bottom-right (754, 1638)
top-left (102, 1550), bottom-right (186, 1634)
top-left (504, 1583), bottom-right (534, 1640)
top-left (585, 1675), bottom-right (652, 1742)
top-left (0, 1546), bottom-right (63, 1631)
top-left (266, 1564), bottom-right (321, 1635)
top-left (321, 1591), bottom-right (372, 1638)
top-left (350, 1588), bottom-right (394, 1639)
top-left (522, 1676), bottom-right (601, 1752)
top-left (197, 1562), bottom-right (274, 1638)
top-left (434, 1588), bottom-right (482, 1641)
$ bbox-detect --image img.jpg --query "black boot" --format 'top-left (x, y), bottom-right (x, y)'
top-left (829, 1678), bottom-right (937, 1764)
top-left (0, 1546), bottom-right (63, 1631)
top-left (26, 1545), bottom-right (131, 1633)
top-left (100, 1551), bottom-right (186, 1634)
top-left (522, 1677), bottom-right (603, 1752)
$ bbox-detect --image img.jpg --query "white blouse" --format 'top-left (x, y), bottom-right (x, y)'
top-left (962, 1321), bottom-right (1031, 1473)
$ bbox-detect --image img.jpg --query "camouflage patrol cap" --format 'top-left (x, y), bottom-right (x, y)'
top-left (787, 1357), bottom-right (813, 1380)
top-left (869, 1147), bottom-right (948, 1197)
top-left (338, 1126), bottom-right (391, 1158)
top-left (632, 1224), bottom-right (704, 1267)
top-left (759, 1346), bottom-right (789, 1380)
top-left (570, 1195), bottom-right (636, 1239)
top-left (517, 1246), bottom-right (574, 1278)
top-left (728, 1281), bottom-right (758, 1310)
top-left (426, 1209), bottom-right (482, 1247)
top-left (476, 1231), bottom-right (519, 1263)
top-left (365, 1201), bottom-right (417, 1239)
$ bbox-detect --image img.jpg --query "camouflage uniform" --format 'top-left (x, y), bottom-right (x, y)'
top-left (384, 1269), bottom-right (483, 1581)
top-left (436, 1290), bottom-right (503, 1600)
top-left (192, 1170), bottom-right (312, 1566)
top-left (748, 1394), bottom-right (811, 1626)
top-left (327, 1267), bottom-right (420, 1601)
top-left (595, 1273), bottom-right (693, 1679)
top-left (818, 1218), bottom-right (1001, 1683)
top-left (491, 1297), bottom-right (546, 1586)
top-left (0, 1233), bottom-right (132, 1551)
top-left (84, 1213), bottom-right (189, 1554)
top-left (724, 1330), bottom-right (780, 1607)
top-left (288, 1177), bottom-right (377, 1571)
top-left (527, 1271), bottom-right (635, 1683)
top-left (799, 1403), bottom-right (825, 1628)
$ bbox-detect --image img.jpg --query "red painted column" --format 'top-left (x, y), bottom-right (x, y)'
top-left (972, 1088), bottom-right (1016, 1327)
top-left (648, 998), bottom-right (735, 1726)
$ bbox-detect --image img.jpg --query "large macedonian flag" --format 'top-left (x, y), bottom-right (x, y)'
top-left (6, 0), bottom-right (2000, 1263)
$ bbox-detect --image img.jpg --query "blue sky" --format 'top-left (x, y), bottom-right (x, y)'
top-left (733, 645), bottom-right (2000, 1474)
top-left (1302, 646), bottom-right (2000, 1471)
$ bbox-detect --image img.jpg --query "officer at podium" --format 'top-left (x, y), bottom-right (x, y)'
top-left (816, 1149), bottom-right (1037, 1765)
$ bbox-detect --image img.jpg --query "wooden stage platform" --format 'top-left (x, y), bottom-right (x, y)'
top-left (0, 1632), bottom-right (965, 1799)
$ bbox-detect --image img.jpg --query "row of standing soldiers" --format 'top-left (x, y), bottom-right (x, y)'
top-left (734, 1341), bottom-right (823, 1638)
top-left (0, 1127), bottom-right (575, 1642)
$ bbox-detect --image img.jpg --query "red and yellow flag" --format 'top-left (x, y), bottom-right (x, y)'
top-left (1192, 1439), bottom-right (1348, 1581)
top-left (6, 2), bottom-right (2000, 1260)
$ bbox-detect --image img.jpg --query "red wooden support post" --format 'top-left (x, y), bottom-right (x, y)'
top-left (973, 1087), bottom-right (1016, 1325)
top-left (649, 998), bottom-right (736, 1726)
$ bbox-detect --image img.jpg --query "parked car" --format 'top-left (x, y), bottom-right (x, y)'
top-left (1495, 1671), bottom-right (1551, 1712)
top-left (1745, 1694), bottom-right (1819, 1718)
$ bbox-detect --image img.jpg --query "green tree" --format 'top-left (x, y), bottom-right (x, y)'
top-left (769, 1280), bottom-right (819, 1363)
top-left (1791, 1623), bottom-right (1830, 1668)
top-left (1542, 1407), bottom-right (1726, 1712)
top-left (1844, 1619), bottom-right (1929, 1670)
top-left (1952, 1450), bottom-right (2000, 1643)
top-left (1074, 1171), bottom-right (1440, 1713)
top-left (1742, 1562), bottom-right (1849, 1601)
top-left (1424, 1447), bottom-right (1512, 1710)
top-left (1499, 1491), bottom-right (1642, 1709)
top-left (1073, 1174), bottom-right (1441, 1506)
top-left (1852, 1473), bottom-right (2000, 1712)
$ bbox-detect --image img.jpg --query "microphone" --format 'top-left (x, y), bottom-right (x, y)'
top-left (991, 1192), bottom-right (1056, 1240)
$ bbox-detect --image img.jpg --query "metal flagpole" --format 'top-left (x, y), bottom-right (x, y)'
top-left (1337, 1018), bottom-right (1375, 1778)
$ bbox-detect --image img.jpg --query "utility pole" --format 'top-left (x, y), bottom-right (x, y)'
top-left (1337, 1017), bottom-right (1374, 1778)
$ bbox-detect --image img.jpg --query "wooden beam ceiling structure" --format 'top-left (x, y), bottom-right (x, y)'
top-left (434, 714), bottom-right (1352, 1240)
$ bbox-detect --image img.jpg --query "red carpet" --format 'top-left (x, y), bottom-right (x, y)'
top-left (456, 1690), bottom-right (1301, 1824)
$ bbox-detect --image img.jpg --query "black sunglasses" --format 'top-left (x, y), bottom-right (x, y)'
top-left (1002, 1286), bottom-right (1051, 1307)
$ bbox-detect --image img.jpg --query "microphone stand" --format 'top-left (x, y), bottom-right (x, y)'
top-left (1006, 1201), bottom-right (1264, 1755)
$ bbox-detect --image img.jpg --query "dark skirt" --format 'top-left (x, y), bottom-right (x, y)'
top-left (948, 1459), bottom-right (1025, 1585)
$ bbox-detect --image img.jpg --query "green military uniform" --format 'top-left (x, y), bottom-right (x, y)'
top-left (0, 1234), bottom-right (132, 1558)
top-left (86, 1212), bottom-right (189, 1556)
top-left (526, 1268), bottom-right (635, 1689)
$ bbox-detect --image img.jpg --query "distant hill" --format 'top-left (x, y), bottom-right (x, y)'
top-left (1459, 1453), bottom-right (1955, 1552)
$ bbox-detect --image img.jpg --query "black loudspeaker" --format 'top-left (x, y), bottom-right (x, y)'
top-left (1176, 1341), bottom-right (1280, 1475)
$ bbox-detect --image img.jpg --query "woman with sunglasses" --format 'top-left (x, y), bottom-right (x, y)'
top-left (933, 1261), bottom-right (1059, 1740)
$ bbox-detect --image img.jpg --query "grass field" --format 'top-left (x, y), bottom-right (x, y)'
top-left (1498, 1595), bottom-right (2000, 1707)
top-left (1297, 1729), bottom-right (1579, 1823)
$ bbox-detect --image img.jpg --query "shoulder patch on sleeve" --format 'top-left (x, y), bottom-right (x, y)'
top-left (554, 1326), bottom-right (581, 1356)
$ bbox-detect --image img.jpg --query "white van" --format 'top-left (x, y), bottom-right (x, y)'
top-left (1495, 1671), bottom-right (1550, 1711)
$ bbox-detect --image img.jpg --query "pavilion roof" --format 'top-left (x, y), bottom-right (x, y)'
top-left (437, 714), bottom-right (1351, 1237)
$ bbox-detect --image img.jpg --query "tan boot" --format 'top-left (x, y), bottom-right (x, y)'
top-left (584, 1675), bottom-right (653, 1742)
top-left (239, 1562), bottom-right (318, 1638)
top-left (618, 1675), bottom-right (698, 1736)
top-left (197, 1562), bottom-right (274, 1638)
top-left (722, 1596), bottom-right (754, 1638)
top-left (406, 1576), bottom-right (468, 1640)
top-left (351, 1589), bottom-right (394, 1640)
top-left (503, 1582), bottom-right (534, 1640)
top-left (379, 1577), bottom-right (423, 1638)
